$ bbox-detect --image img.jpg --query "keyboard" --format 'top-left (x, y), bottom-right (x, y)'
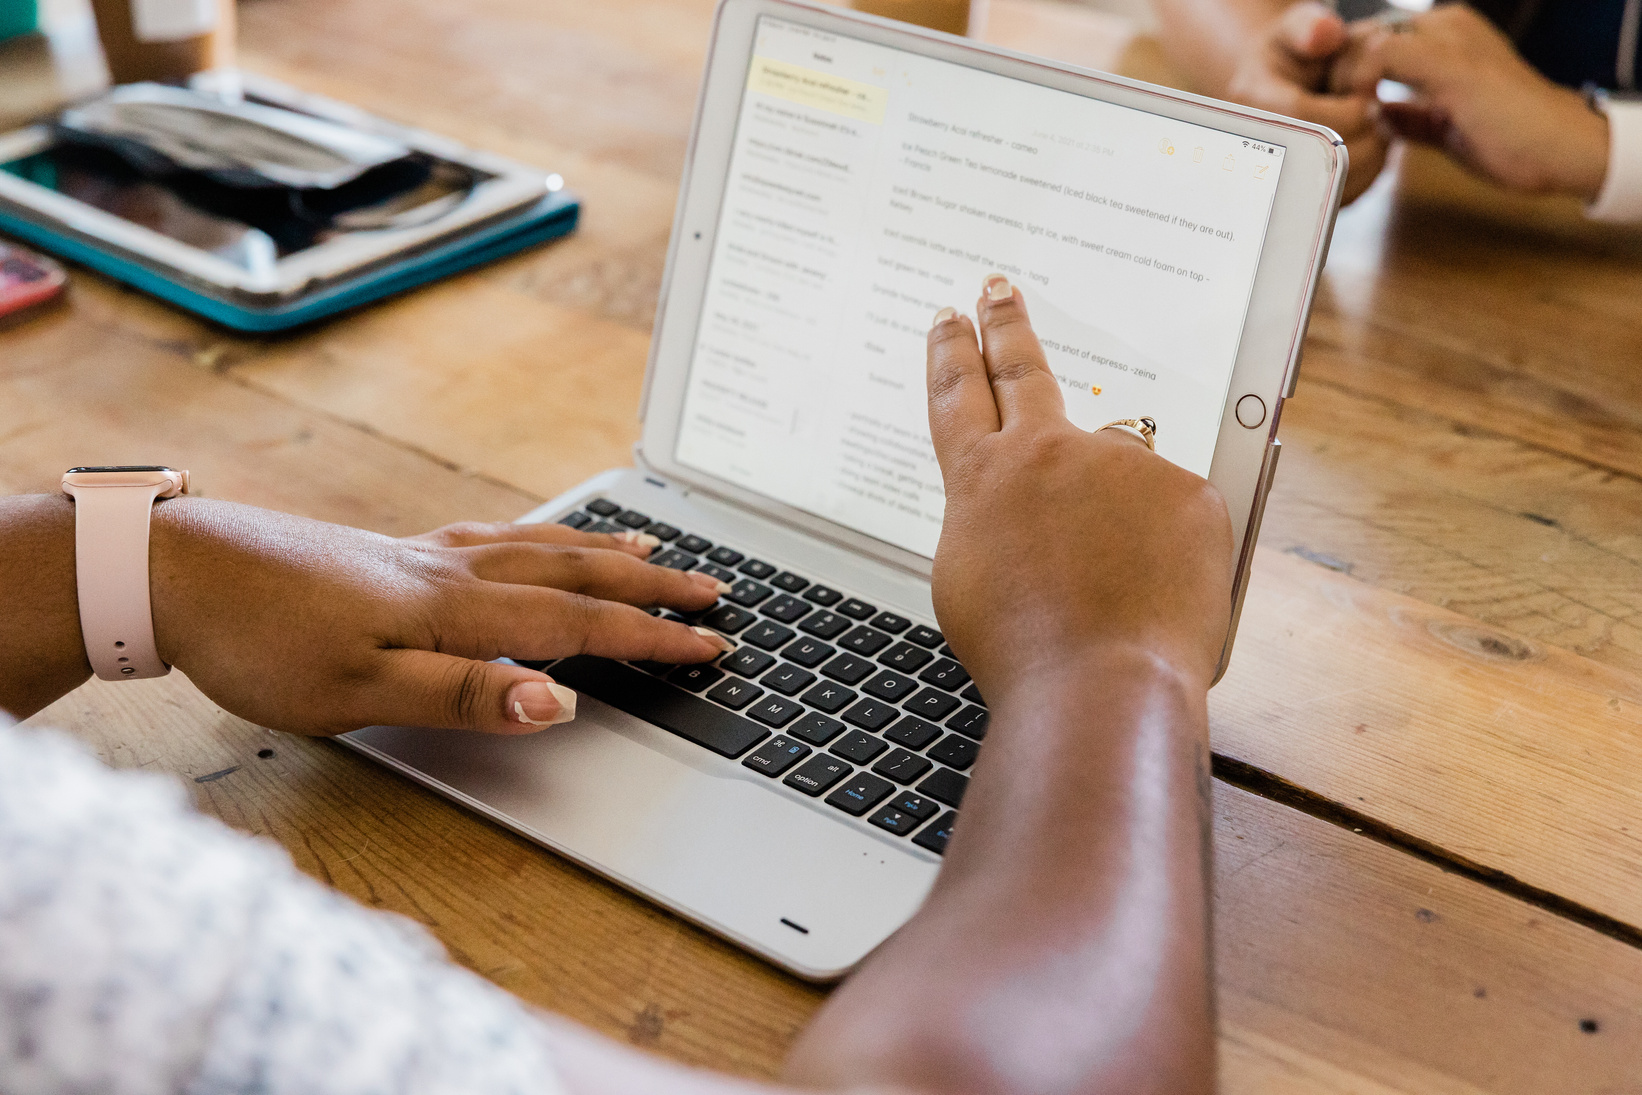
top-left (537, 496), bottom-right (987, 856)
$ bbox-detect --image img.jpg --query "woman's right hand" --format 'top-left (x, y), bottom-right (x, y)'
top-left (925, 276), bottom-right (1235, 702)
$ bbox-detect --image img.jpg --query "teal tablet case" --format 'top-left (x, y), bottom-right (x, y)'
top-left (0, 190), bottom-right (579, 332)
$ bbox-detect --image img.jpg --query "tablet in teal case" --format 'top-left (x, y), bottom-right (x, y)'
top-left (0, 190), bottom-right (579, 333)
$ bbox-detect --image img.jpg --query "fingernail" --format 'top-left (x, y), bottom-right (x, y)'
top-left (984, 274), bottom-right (1013, 302)
top-left (693, 626), bottom-right (736, 653)
top-left (932, 306), bottom-right (958, 327)
top-left (507, 679), bottom-right (577, 727)
top-left (686, 571), bottom-right (734, 595)
top-left (618, 530), bottom-right (663, 551)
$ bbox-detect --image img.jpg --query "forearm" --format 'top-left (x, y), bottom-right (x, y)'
top-left (0, 493), bottom-right (90, 719)
top-left (1153, 0), bottom-right (1292, 94)
top-left (784, 647), bottom-right (1216, 1095)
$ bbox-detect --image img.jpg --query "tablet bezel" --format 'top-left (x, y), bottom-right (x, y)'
top-left (638, 0), bottom-right (1344, 580)
top-left (0, 74), bottom-right (552, 303)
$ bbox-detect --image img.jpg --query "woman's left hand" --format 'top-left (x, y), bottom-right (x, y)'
top-left (146, 501), bottom-right (732, 736)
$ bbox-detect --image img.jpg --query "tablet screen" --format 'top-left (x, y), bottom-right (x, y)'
top-left (675, 15), bottom-right (1286, 557)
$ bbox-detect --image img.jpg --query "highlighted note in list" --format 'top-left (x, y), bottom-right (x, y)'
top-left (747, 56), bottom-right (889, 124)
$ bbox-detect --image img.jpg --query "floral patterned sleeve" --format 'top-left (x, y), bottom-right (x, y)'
top-left (0, 719), bottom-right (565, 1095)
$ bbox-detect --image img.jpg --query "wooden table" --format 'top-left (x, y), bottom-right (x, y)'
top-left (7, 1), bottom-right (1642, 1090)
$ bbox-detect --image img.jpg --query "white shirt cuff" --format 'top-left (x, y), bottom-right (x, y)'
top-left (1588, 99), bottom-right (1642, 221)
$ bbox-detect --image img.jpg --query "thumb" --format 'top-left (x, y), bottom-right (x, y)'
top-left (366, 649), bottom-right (580, 735)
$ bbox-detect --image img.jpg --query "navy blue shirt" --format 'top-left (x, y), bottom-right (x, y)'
top-left (1516, 0), bottom-right (1634, 89)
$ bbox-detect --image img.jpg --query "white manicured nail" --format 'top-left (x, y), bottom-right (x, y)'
top-left (932, 306), bottom-right (958, 327)
top-left (984, 274), bottom-right (1013, 302)
top-left (693, 626), bottom-right (736, 653)
top-left (618, 530), bottom-right (663, 551)
top-left (508, 680), bottom-right (577, 727)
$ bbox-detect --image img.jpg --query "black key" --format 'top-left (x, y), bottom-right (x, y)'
top-left (631, 659), bottom-right (673, 676)
top-left (821, 653), bottom-right (877, 685)
top-left (842, 699), bottom-right (898, 732)
top-left (940, 643), bottom-right (956, 657)
top-left (879, 641), bottom-right (934, 673)
top-left (869, 611), bottom-right (911, 633)
top-left (872, 748), bottom-right (933, 785)
top-left (586, 498), bottom-right (621, 517)
top-left (889, 790), bottom-right (940, 820)
top-left (906, 625), bottom-right (944, 648)
top-left (727, 578), bottom-right (774, 608)
top-left (558, 511), bottom-right (592, 529)
top-left (762, 594), bottom-right (812, 624)
top-left (803, 584), bottom-right (843, 606)
top-left (827, 773), bottom-right (896, 816)
top-left (772, 571), bottom-right (810, 593)
top-left (552, 656), bottom-right (768, 758)
top-left (868, 805), bottom-right (921, 835)
top-left (784, 755), bottom-right (852, 796)
top-left (722, 648), bottom-right (776, 677)
top-left (707, 546), bottom-right (745, 566)
top-left (928, 733), bottom-right (979, 770)
top-left (676, 534), bottom-right (712, 555)
top-left (837, 597), bottom-right (876, 620)
top-left (668, 664), bottom-right (725, 692)
top-left (645, 522), bottom-right (681, 542)
top-left (699, 562), bottom-right (737, 583)
top-left (912, 810), bottom-right (958, 855)
top-left (743, 736), bottom-right (811, 776)
top-left (829, 729), bottom-right (888, 764)
top-left (616, 509), bottom-right (651, 528)
top-left (701, 604), bottom-right (756, 634)
top-left (919, 658), bottom-right (971, 691)
top-left (705, 676), bottom-right (762, 710)
top-left (884, 715), bottom-right (942, 751)
top-left (839, 625), bottom-right (893, 657)
top-left (650, 548), bottom-right (698, 571)
top-left (748, 695), bottom-right (804, 728)
top-left (906, 687), bottom-right (961, 721)
top-left (862, 669), bottom-right (918, 703)
top-left (744, 620), bottom-right (796, 651)
top-left (788, 712), bottom-right (845, 745)
top-left (961, 683), bottom-right (986, 705)
top-left (739, 559), bottom-right (777, 580)
top-left (802, 681), bottom-right (857, 714)
top-left (782, 637), bottom-right (835, 668)
top-left (589, 520), bottom-right (620, 533)
top-left (799, 610), bottom-right (850, 639)
top-left (918, 767), bottom-right (969, 808)
top-left (761, 663), bottom-right (816, 696)
top-left (947, 705), bottom-right (989, 740)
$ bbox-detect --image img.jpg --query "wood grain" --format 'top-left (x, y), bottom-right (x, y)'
top-left (23, 676), bottom-right (1642, 1092)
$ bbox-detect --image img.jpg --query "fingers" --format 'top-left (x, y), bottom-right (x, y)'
top-left (463, 541), bottom-right (729, 608)
top-left (1272, 0), bottom-right (1347, 60)
top-left (974, 275), bottom-right (1066, 429)
top-left (927, 307), bottom-right (999, 456)
top-left (438, 582), bottom-right (735, 666)
top-left (356, 650), bottom-right (592, 736)
top-left (413, 519), bottom-right (662, 560)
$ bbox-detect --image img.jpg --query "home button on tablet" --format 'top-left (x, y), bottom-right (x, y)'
top-left (1235, 394), bottom-right (1267, 429)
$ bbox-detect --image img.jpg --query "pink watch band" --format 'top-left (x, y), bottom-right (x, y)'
top-left (61, 467), bottom-right (189, 681)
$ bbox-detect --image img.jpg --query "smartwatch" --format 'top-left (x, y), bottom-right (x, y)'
top-left (60, 465), bottom-right (190, 680)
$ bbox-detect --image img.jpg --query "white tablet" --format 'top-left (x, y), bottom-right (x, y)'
top-left (639, 0), bottom-right (1346, 668)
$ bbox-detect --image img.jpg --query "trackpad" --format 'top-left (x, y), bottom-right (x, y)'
top-left (344, 710), bottom-right (938, 979)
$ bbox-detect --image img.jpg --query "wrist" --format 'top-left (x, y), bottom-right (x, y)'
top-left (1560, 87), bottom-right (1610, 201)
top-left (0, 493), bottom-right (90, 718)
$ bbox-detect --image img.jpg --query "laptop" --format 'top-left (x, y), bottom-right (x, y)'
top-left (342, 0), bottom-right (1346, 980)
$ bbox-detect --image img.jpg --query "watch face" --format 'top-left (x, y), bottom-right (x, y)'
top-left (65, 465), bottom-right (176, 474)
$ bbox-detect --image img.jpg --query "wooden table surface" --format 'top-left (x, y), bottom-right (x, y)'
top-left (7, 1), bottom-right (1642, 1091)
